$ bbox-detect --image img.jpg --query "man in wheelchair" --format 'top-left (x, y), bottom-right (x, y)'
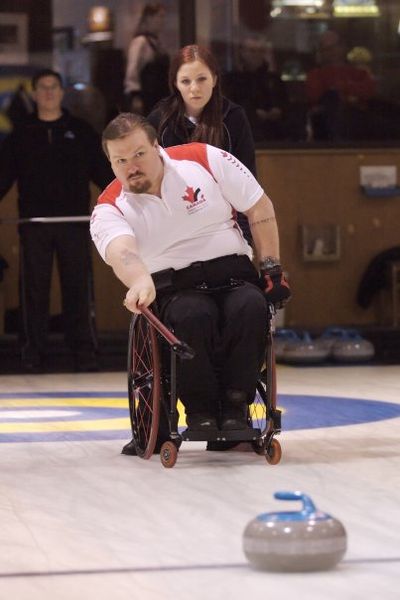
top-left (90, 113), bottom-right (290, 452)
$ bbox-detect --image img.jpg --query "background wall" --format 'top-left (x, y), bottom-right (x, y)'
top-left (1, 2), bottom-right (400, 334)
top-left (2, 148), bottom-right (400, 332)
top-left (0, 184), bottom-right (131, 333)
top-left (256, 148), bottom-right (400, 329)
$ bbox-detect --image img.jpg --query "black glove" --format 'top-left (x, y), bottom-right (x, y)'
top-left (261, 265), bottom-right (291, 309)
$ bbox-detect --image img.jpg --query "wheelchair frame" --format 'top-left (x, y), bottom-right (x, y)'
top-left (127, 303), bottom-right (282, 468)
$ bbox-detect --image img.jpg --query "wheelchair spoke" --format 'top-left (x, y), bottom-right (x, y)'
top-left (127, 312), bottom-right (161, 459)
top-left (132, 372), bottom-right (153, 388)
top-left (249, 394), bottom-right (267, 431)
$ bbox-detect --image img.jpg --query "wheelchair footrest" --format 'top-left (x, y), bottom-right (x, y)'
top-left (181, 428), bottom-right (261, 442)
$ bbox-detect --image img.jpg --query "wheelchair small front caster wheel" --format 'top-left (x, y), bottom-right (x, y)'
top-left (265, 438), bottom-right (282, 465)
top-left (160, 441), bottom-right (178, 468)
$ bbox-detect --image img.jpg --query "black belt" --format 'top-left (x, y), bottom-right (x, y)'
top-left (152, 254), bottom-right (260, 293)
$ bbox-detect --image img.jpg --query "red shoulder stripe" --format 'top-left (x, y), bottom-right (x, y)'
top-left (98, 179), bottom-right (122, 205)
top-left (166, 143), bottom-right (216, 180)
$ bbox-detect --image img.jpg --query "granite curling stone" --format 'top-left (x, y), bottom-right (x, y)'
top-left (243, 491), bottom-right (347, 572)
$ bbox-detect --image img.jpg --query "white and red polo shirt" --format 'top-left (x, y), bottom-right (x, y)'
top-left (90, 142), bottom-right (264, 273)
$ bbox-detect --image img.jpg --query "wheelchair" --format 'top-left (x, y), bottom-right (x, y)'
top-left (127, 301), bottom-right (282, 469)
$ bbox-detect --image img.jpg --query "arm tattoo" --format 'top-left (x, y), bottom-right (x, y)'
top-left (249, 216), bottom-right (276, 227)
top-left (120, 249), bottom-right (141, 266)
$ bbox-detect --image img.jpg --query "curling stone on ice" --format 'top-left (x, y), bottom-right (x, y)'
top-left (243, 491), bottom-right (347, 572)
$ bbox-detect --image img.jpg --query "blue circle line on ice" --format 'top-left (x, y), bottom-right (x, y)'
top-left (0, 391), bottom-right (399, 442)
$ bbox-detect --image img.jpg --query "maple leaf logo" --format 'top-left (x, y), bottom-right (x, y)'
top-left (182, 186), bottom-right (202, 204)
top-left (182, 186), bottom-right (196, 203)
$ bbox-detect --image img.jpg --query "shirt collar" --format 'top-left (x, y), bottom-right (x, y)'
top-left (159, 146), bottom-right (171, 167)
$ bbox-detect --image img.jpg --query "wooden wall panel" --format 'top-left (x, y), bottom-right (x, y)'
top-left (2, 148), bottom-right (400, 331)
top-left (256, 148), bottom-right (400, 328)
top-left (0, 185), bottom-right (130, 333)
top-left (92, 251), bottom-right (130, 331)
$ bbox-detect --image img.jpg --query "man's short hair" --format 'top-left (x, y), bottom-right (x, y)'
top-left (32, 69), bottom-right (63, 90)
top-left (102, 112), bottom-right (158, 158)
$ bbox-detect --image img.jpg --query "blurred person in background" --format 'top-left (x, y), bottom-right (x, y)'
top-left (223, 37), bottom-right (288, 142)
top-left (306, 30), bottom-right (376, 140)
top-left (0, 69), bottom-right (113, 372)
top-left (124, 2), bottom-right (170, 116)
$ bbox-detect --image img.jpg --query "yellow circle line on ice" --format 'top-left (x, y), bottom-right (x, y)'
top-left (0, 398), bottom-right (130, 434)
top-left (0, 398), bottom-right (128, 408)
top-left (0, 397), bottom-right (282, 433)
top-left (0, 418), bottom-right (130, 433)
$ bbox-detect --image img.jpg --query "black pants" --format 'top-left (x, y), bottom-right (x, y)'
top-left (155, 256), bottom-right (268, 416)
top-left (19, 224), bottom-right (96, 361)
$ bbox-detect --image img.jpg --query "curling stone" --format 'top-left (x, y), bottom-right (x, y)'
top-left (273, 329), bottom-right (299, 362)
top-left (282, 330), bottom-right (330, 365)
top-left (243, 491), bottom-right (347, 572)
top-left (332, 329), bottom-right (374, 363)
top-left (315, 327), bottom-right (374, 363)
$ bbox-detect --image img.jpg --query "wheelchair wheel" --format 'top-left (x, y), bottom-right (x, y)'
top-left (160, 441), bottom-right (178, 468)
top-left (127, 312), bottom-right (162, 459)
top-left (265, 438), bottom-right (282, 465)
top-left (251, 341), bottom-right (281, 462)
top-left (251, 353), bottom-right (277, 434)
top-left (251, 436), bottom-right (281, 464)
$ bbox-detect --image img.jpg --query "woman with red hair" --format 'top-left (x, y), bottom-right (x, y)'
top-left (147, 44), bottom-right (256, 242)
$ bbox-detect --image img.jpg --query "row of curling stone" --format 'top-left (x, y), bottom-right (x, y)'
top-left (243, 491), bottom-right (347, 572)
top-left (273, 327), bottom-right (375, 364)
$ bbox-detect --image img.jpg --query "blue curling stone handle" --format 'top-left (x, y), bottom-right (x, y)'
top-left (256, 491), bottom-right (332, 522)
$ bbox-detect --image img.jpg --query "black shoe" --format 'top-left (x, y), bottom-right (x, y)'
top-left (221, 389), bottom-right (250, 430)
top-left (121, 437), bottom-right (175, 456)
top-left (186, 413), bottom-right (218, 432)
top-left (121, 439), bottom-right (137, 455)
top-left (221, 411), bottom-right (249, 431)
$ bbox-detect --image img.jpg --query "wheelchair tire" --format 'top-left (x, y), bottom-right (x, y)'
top-left (160, 441), bottom-right (178, 468)
top-left (265, 438), bottom-right (282, 465)
top-left (127, 312), bottom-right (162, 459)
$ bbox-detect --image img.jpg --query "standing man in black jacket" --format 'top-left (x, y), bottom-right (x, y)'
top-left (0, 69), bottom-right (113, 372)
